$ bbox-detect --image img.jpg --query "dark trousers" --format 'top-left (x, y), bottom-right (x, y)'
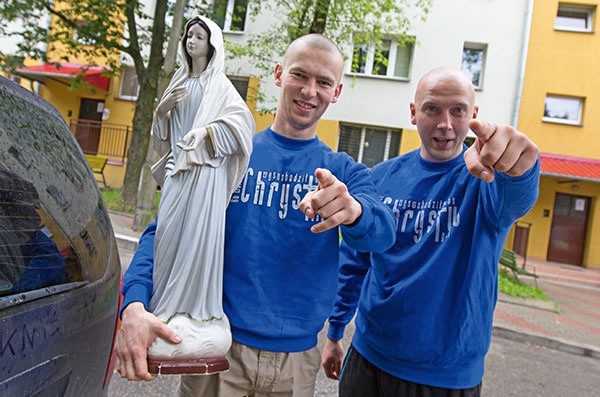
top-left (339, 345), bottom-right (482, 397)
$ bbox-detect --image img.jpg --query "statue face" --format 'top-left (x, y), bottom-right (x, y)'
top-left (186, 23), bottom-right (210, 61)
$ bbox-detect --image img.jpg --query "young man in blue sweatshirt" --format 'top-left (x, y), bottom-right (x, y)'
top-left (115, 33), bottom-right (396, 396)
top-left (322, 67), bottom-right (540, 397)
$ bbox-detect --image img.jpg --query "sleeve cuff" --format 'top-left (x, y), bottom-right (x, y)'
top-left (327, 322), bottom-right (347, 341)
top-left (119, 283), bottom-right (152, 319)
top-left (340, 195), bottom-right (373, 237)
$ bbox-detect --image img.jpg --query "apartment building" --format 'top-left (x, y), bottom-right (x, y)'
top-left (515, 0), bottom-right (600, 268)
top-left (3, 1), bottom-right (597, 267)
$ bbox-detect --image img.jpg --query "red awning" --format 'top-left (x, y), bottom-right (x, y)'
top-left (540, 153), bottom-right (600, 182)
top-left (14, 62), bottom-right (111, 91)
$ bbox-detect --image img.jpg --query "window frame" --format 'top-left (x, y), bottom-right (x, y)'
top-left (461, 42), bottom-right (487, 90)
top-left (337, 123), bottom-right (402, 168)
top-left (215, 0), bottom-right (249, 33)
top-left (542, 94), bottom-right (584, 126)
top-left (347, 35), bottom-right (415, 81)
top-left (554, 3), bottom-right (595, 33)
top-left (118, 65), bottom-right (139, 101)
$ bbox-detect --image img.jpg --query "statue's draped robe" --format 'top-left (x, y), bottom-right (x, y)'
top-left (149, 16), bottom-right (254, 325)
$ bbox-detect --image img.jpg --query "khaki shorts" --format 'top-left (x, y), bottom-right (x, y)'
top-left (178, 339), bottom-right (322, 397)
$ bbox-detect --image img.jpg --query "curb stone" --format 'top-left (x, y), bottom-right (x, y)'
top-left (492, 326), bottom-right (600, 360)
top-left (115, 233), bottom-right (139, 252)
top-left (498, 293), bottom-right (560, 313)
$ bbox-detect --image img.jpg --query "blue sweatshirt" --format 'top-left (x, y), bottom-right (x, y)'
top-left (122, 127), bottom-right (396, 352)
top-left (327, 148), bottom-right (540, 389)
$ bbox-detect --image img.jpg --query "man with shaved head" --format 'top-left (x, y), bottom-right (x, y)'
top-left (322, 67), bottom-right (540, 396)
top-left (116, 33), bottom-right (396, 396)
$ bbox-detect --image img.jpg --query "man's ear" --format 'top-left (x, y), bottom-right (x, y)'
top-left (472, 105), bottom-right (479, 119)
top-left (330, 83), bottom-right (343, 103)
top-left (274, 64), bottom-right (283, 87)
top-left (410, 102), bottom-right (417, 125)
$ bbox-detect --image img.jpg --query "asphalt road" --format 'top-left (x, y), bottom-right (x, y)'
top-left (110, 247), bottom-right (600, 396)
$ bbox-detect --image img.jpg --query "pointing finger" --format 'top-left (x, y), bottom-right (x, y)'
top-left (314, 168), bottom-right (337, 188)
top-left (464, 144), bottom-right (494, 183)
top-left (469, 119), bottom-right (497, 143)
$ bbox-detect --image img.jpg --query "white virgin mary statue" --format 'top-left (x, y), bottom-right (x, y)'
top-left (147, 15), bottom-right (254, 368)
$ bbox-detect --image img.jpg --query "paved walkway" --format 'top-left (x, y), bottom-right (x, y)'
top-left (108, 212), bottom-right (600, 360)
top-left (494, 258), bottom-right (600, 358)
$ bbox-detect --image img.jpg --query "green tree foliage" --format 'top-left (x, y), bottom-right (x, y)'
top-left (0, 0), bottom-right (172, 206)
top-left (0, 0), bottom-right (431, 207)
top-left (223, 0), bottom-right (431, 87)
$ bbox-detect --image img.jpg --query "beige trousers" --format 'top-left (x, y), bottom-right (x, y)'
top-left (178, 339), bottom-right (321, 397)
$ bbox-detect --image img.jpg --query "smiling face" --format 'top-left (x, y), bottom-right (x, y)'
top-left (411, 68), bottom-right (479, 162)
top-left (272, 35), bottom-right (344, 139)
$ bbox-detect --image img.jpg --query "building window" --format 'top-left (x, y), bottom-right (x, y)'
top-left (119, 65), bottom-right (139, 100)
top-left (227, 75), bottom-right (249, 100)
top-left (213, 0), bottom-right (249, 32)
top-left (337, 124), bottom-right (401, 168)
top-left (461, 42), bottom-right (487, 89)
top-left (349, 36), bottom-right (414, 80)
top-left (555, 3), bottom-right (595, 32)
top-left (543, 94), bottom-right (583, 126)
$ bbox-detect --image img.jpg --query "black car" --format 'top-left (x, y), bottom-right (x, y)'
top-left (0, 75), bottom-right (121, 396)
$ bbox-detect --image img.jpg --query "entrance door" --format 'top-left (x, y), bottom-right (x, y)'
top-left (76, 98), bottom-right (104, 154)
top-left (547, 193), bottom-right (590, 266)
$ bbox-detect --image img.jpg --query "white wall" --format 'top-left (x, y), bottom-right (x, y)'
top-left (325, 0), bottom-right (530, 130)
top-left (146, 0), bottom-right (530, 130)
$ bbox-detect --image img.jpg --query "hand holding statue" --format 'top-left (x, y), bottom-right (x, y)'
top-left (115, 302), bottom-right (181, 380)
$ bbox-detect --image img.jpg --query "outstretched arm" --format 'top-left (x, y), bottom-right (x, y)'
top-left (299, 166), bottom-right (396, 253)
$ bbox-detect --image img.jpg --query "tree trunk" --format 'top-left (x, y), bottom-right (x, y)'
top-left (121, 0), bottom-right (169, 206)
top-left (133, 141), bottom-right (160, 230)
top-left (309, 0), bottom-right (330, 34)
top-left (121, 82), bottom-right (156, 205)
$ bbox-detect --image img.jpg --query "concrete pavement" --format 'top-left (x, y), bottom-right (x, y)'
top-left (109, 211), bottom-right (600, 360)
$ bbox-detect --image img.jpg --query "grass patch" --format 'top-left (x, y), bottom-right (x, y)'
top-left (498, 268), bottom-right (549, 301)
top-left (100, 188), bottom-right (160, 217)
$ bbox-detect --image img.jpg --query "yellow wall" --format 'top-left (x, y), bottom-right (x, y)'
top-left (518, 0), bottom-right (600, 158)
top-left (521, 177), bottom-right (600, 268)
top-left (316, 119), bottom-right (340, 149)
top-left (45, 1), bottom-right (124, 67)
top-left (252, 113), bottom-right (341, 151)
top-left (399, 129), bottom-right (421, 154)
top-left (514, 0), bottom-right (600, 268)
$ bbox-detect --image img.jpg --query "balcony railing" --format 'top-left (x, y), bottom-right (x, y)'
top-left (69, 119), bottom-right (131, 163)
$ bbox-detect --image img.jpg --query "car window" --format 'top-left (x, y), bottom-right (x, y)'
top-left (0, 77), bottom-right (112, 302)
top-left (0, 169), bottom-right (77, 295)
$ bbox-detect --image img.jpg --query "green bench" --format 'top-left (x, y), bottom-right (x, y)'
top-left (85, 154), bottom-right (108, 188)
top-left (499, 248), bottom-right (538, 279)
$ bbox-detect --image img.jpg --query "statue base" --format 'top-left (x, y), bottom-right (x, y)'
top-left (147, 355), bottom-right (229, 375)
